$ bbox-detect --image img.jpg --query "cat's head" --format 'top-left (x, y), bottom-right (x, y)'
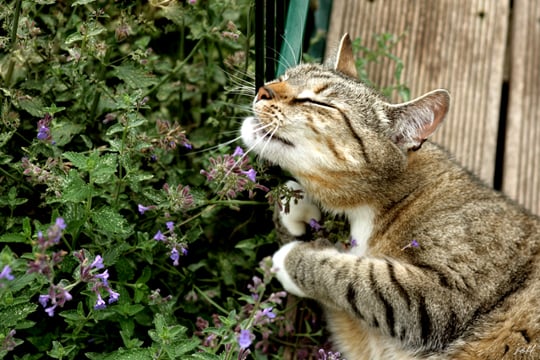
top-left (241, 34), bottom-right (450, 210)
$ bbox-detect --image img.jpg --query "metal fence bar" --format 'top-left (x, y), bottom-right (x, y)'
top-left (276, 0), bottom-right (309, 77)
top-left (265, 0), bottom-right (276, 81)
top-left (255, 0), bottom-right (265, 91)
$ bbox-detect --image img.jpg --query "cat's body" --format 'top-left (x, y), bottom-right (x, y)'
top-left (241, 34), bottom-right (540, 359)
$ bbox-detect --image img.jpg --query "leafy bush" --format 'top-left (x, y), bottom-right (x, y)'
top-left (0, 1), bottom-right (408, 359)
top-left (0, 0), bottom-right (310, 359)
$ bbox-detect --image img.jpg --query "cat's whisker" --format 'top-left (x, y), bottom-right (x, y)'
top-left (224, 121), bottom-right (277, 178)
top-left (277, 34), bottom-right (301, 70)
top-left (257, 121), bottom-right (280, 159)
top-left (189, 136), bottom-right (244, 155)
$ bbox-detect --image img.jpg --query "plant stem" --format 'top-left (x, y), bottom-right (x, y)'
top-left (142, 38), bottom-right (204, 99)
top-left (5, 0), bottom-right (23, 87)
top-left (193, 285), bottom-right (228, 314)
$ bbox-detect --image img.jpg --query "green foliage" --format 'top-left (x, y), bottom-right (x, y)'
top-left (352, 33), bottom-right (411, 101)
top-left (0, 0), bottom-right (306, 359)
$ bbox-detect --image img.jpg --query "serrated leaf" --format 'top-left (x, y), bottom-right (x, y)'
top-left (71, 0), bottom-right (96, 5)
top-left (91, 207), bottom-right (132, 236)
top-left (0, 233), bottom-right (26, 243)
top-left (112, 64), bottom-right (158, 89)
top-left (164, 339), bottom-right (199, 358)
top-left (105, 123), bottom-right (125, 136)
top-left (62, 170), bottom-right (94, 202)
top-left (113, 303), bottom-right (144, 317)
top-left (189, 353), bottom-right (224, 360)
top-left (86, 348), bottom-right (154, 360)
top-left (59, 310), bottom-right (86, 322)
top-left (52, 122), bottom-right (85, 147)
top-left (0, 302), bottom-right (38, 329)
top-left (16, 96), bottom-right (45, 117)
top-left (92, 153), bottom-right (118, 184)
top-left (65, 32), bottom-right (84, 44)
top-left (63, 152), bottom-right (88, 169)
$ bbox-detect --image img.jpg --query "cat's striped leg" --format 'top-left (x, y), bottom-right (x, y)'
top-left (272, 240), bottom-right (468, 353)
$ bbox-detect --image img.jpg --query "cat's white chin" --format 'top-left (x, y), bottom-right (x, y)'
top-left (272, 241), bottom-right (308, 297)
top-left (241, 116), bottom-right (287, 161)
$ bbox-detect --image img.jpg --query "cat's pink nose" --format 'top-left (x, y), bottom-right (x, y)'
top-left (256, 86), bottom-right (273, 102)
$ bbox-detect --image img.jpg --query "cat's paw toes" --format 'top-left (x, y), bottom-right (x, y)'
top-left (279, 181), bottom-right (321, 237)
top-left (272, 241), bottom-right (307, 297)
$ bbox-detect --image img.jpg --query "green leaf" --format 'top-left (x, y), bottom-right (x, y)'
top-left (113, 303), bottom-right (145, 317)
top-left (59, 309), bottom-right (86, 322)
top-left (16, 96), bottom-right (45, 117)
top-left (189, 353), bottom-right (224, 360)
top-left (52, 121), bottom-right (85, 147)
top-left (62, 170), bottom-right (94, 202)
top-left (47, 341), bottom-right (77, 359)
top-left (92, 153), bottom-right (118, 184)
top-left (111, 64), bottom-right (158, 89)
top-left (91, 207), bottom-right (132, 236)
top-left (86, 348), bottom-right (154, 360)
top-left (71, 0), bottom-right (96, 6)
top-left (63, 152), bottom-right (88, 170)
top-left (0, 302), bottom-right (38, 329)
top-left (65, 32), bottom-right (84, 44)
top-left (0, 233), bottom-right (26, 243)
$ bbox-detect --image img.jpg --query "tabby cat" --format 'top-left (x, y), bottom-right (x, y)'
top-left (240, 34), bottom-right (540, 359)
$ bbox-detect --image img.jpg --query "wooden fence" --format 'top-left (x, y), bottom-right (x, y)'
top-left (326, 0), bottom-right (540, 215)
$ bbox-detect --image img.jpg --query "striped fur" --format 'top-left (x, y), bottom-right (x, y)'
top-left (241, 34), bottom-right (540, 359)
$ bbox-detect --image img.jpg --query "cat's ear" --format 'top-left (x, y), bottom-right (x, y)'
top-left (385, 89), bottom-right (450, 151)
top-left (335, 33), bottom-right (358, 78)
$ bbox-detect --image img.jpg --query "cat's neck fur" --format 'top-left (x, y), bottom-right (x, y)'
top-left (299, 141), bottom-right (476, 256)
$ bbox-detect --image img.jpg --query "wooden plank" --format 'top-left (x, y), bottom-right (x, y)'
top-left (327, 0), bottom-right (509, 187)
top-left (503, 1), bottom-right (540, 215)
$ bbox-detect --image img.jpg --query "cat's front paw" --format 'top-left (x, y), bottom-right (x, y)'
top-left (279, 181), bottom-right (321, 237)
top-left (272, 241), bottom-right (307, 297)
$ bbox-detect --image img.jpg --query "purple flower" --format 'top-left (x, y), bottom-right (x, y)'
top-left (57, 288), bottom-right (72, 306)
top-left (107, 288), bottom-right (120, 304)
top-left (44, 305), bottom-right (57, 317)
top-left (55, 217), bottom-right (66, 230)
top-left (0, 265), bottom-right (14, 281)
top-left (254, 306), bottom-right (277, 325)
top-left (318, 349), bottom-right (342, 360)
top-left (94, 269), bottom-right (109, 285)
top-left (94, 294), bottom-right (106, 310)
top-left (38, 294), bottom-right (49, 307)
top-left (37, 126), bottom-right (50, 140)
top-left (36, 114), bottom-right (54, 142)
top-left (350, 237), bottom-right (358, 247)
top-left (241, 169), bottom-right (257, 182)
top-left (261, 307), bottom-right (276, 319)
top-left (232, 146), bottom-right (244, 157)
top-left (166, 221), bottom-right (174, 232)
top-left (138, 204), bottom-right (152, 214)
top-left (309, 218), bottom-right (322, 231)
top-left (91, 255), bottom-right (104, 269)
top-left (153, 230), bottom-right (166, 241)
top-left (170, 248), bottom-right (180, 266)
top-left (238, 329), bottom-right (253, 349)
top-left (401, 239), bottom-right (420, 251)
top-left (46, 217), bottom-right (66, 244)
top-left (188, 0), bottom-right (196, 4)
